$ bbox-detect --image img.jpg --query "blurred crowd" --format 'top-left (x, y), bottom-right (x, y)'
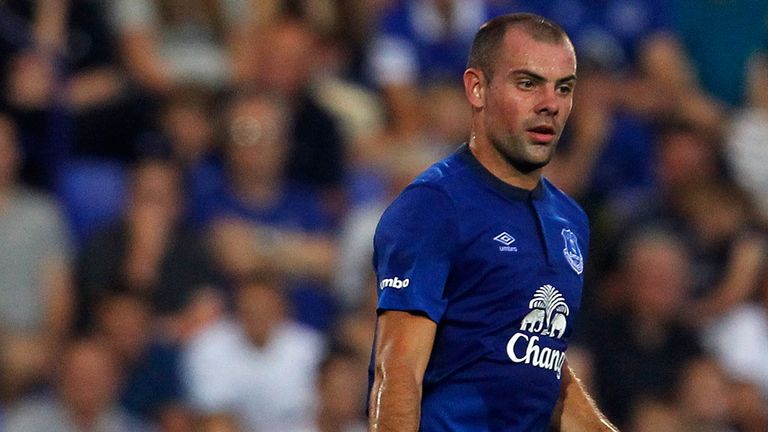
top-left (0, 0), bottom-right (766, 431)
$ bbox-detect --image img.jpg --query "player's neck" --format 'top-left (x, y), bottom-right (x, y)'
top-left (468, 136), bottom-right (542, 191)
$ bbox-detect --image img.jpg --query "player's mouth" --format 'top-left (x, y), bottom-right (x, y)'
top-left (526, 125), bottom-right (556, 143)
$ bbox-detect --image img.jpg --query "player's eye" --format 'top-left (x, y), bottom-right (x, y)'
top-left (556, 84), bottom-right (574, 95)
top-left (517, 79), bottom-right (535, 90)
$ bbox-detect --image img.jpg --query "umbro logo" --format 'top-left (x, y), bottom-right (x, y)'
top-left (379, 276), bottom-right (410, 290)
top-left (494, 232), bottom-right (518, 252)
top-left (494, 232), bottom-right (515, 245)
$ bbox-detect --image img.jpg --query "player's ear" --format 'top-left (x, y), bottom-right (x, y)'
top-left (464, 68), bottom-right (485, 109)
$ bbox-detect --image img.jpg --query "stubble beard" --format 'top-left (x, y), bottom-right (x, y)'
top-left (489, 133), bottom-right (557, 175)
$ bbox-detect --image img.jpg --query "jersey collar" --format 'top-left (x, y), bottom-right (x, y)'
top-left (457, 143), bottom-right (545, 201)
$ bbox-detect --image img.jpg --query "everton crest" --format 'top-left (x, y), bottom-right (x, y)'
top-left (561, 228), bottom-right (583, 274)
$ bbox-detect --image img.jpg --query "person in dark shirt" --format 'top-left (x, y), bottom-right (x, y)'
top-left (77, 157), bottom-right (217, 330)
top-left (587, 227), bottom-right (702, 428)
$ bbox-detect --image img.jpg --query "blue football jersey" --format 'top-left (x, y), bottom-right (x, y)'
top-left (372, 144), bottom-right (589, 431)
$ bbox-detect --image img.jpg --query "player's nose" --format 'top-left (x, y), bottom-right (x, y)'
top-left (533, 88), bottom-right (560, 116)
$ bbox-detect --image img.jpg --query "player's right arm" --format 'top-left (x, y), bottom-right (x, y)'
top-left (368, 184), bottom-right (455, 431)
top-left (369, 310), bottom-right (437, 432)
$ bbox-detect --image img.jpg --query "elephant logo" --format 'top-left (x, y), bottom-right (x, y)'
top-left (520, 308), bottom-right (546, 333)
top-left (519, 284), bottom-right (570, 339)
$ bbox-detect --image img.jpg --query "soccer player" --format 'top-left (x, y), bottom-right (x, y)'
top-left (368, 13), bottom-right (619, 431)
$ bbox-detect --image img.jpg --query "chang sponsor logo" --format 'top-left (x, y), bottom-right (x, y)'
top-left (379, 276), bottom-right (410, 290)
top-left (505, 284), bottom-right (570, 378)
top-left (506, 334), bottom-right (566, 379)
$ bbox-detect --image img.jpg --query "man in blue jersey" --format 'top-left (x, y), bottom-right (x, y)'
top-left (368, 13), bottom-right (619, 431)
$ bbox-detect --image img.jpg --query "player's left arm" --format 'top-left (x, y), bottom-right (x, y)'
top-left (550, 359), bottom-right (619, 432)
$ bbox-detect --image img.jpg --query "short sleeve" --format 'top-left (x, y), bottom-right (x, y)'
top-left (373, 185), bottom-right (456, 322)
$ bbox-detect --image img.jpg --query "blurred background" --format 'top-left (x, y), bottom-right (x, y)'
top-left (0, 0), bottom-right (766, 431)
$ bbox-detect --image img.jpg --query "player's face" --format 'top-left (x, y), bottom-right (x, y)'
top-left (482, 29), bottom-right (576, 173)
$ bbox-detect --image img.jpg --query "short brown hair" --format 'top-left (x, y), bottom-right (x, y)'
top-left (467, 13), bottom-right (572, 80)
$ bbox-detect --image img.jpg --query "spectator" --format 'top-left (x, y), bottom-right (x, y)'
top-left (309, 22), bottom-right (386, 162)
top-left (1, 0), bottom-right (152, 171)
top-left (192, 90), bottom-right (333, 235)
top-left (329, 273), bottom-right (377, 375)
top-left (206, 218), bottom-right (270, 287)
top-left (625, 357), bottom-right (767, 432)
top-left (253, 16), bottom-right (347, 218)
top-left (331, 307), bottom-right (375, 374)
top-left (340, 81), bottom-right (459, 209)
top-left (109, 0), bottom-right (259, 93)
top-left (335, 143), bottom-right (436, 308)
top-left (728, 381), bottom-right (768, 432)
top-left (670, 356), bottom-right (736, 431)
top-left (725, 53), bottom-right (768, 219)
top-left (182, 271), bottom-right (325, 432)
top-left (703, 270), bottom-right (768, 399)
top-left (586, 227), bottom-right (702, 428)
top-left (0, 114), bottom-right (73, 402)
top-left (4, 338), bottom-right (151, 432)
top-left (154, 84), bottom-right (218, 170)
top-left (299, 344), bottom-right (368, 432)
top-left (653, 121), bottom-right (727, 202)
top-left (194, 89), bottom-right (337, 329)
top-left (627, 398), bottom-right (684, 432)
top-left (77, 157), bottom-right (217, 329)
top-left (527, 0), bottom-right (723, 202)
top-left (588, 127), bottom-right (767, 331)
top-left (727, 111), bottom-right (768, 221)
top-left (586, 120), bottom-right (729, 295)
top-left (149, 84), bottom-right (223, 226)
top-left (91, 290), bottom-right (191, 432)
top-left (605, 119), bottom-right (728, 229)
top-left (329, 0), bottom-right (396, 81)
top-left (675, 181), bottom-right (767, 327)
top-left (366, 0), bottom-right (509, 135)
